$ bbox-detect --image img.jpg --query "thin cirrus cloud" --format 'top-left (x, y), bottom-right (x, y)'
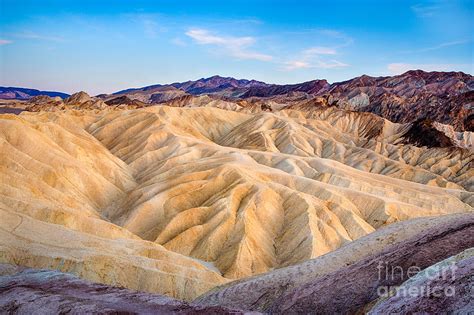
top-left (184, 27), bottom-right (350, 70)
top-left (284, 59), bottom-right (348, 70)
top-left (400, 39), bottom-right (470, 54)
top-left (302, 47), bottom-right (337, 55)
top-left (14, 31), bottom-right (65, 42)
top-left (280, 28), bottom-right (352, 71)
top-left (185, 28), bottom-right (273, 61)
top-left (284, 46), bottom-right (348, 71)
top-left (0, 39), bottom-right (12, 45)
top-left (140, 17), bottom-right (168, 39)
top-left (143, 19), bottom-right (159, 38)
top-left (284, 60), bottom-right (312, 70)
top-left (411, 3), bottom-right (441, 18)
top-left (285, 28), bottom-right (354, 47)
top-left (317, 29), bottom-right (354, 47)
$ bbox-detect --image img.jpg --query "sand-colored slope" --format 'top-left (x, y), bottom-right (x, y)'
top-left (0, 206), bottom-right (227, 301)
top-left (0, 106), bottom-right (472, 296)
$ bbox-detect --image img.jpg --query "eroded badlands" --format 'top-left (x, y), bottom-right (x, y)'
top-left (0, 105), bottom-right (473, 303)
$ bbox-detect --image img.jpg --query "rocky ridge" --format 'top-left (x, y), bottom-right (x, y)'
top-left (100, 71), bottom-right (474, 132)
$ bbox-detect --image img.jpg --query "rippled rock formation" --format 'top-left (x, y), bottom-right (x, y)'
top-left (0, 105), bottom-right (472, 305)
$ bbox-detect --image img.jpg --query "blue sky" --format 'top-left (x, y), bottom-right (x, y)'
top-left (0, 0), bottom-right (473, 95)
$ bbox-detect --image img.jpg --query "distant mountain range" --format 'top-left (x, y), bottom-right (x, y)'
top-left (114, 75), bottom-right (267, 96)
top-left (3, 70), bottom-right (473, 131)
top-left (105, 70), bottom-right (473, 131)
top-left (110, 71), bottom-right (473, 99)
top-left (0, 87), bottom-right (70, 100)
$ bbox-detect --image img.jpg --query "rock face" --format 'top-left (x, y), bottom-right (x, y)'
top-left (104, 95), bottom-right (146, 107)
top-left (195, 213), bottom-right (474, 313)
top-left (240, 79), bottom-right (329, 98)
top-left (323, 70), bottom-right (474, 131)
top-left (432, 121), bottom-right (474, 150)
top-left (0, 265), bottom-right (249, 314)
top-left (401, 118), bottom-right (456, 148)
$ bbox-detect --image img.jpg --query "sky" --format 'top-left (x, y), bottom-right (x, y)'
top-left (0, 0), bottom-right (473, 95)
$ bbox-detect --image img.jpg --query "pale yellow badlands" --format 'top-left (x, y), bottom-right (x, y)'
top-left (0, 106), bottom-right (472, 299)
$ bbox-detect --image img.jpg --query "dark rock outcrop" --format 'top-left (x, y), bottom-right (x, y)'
top-left (402, 118), bottom-right (455, 148)
top-left (240, 79), bottom-right (329, 98)
top-left (0, 265), bottom-right (252, 314)
top-left (368, 248), bottom-right (474, 314)
top-left (270, 217), bottom-right (474, 314)
top-left (104, 95), bottom-right (146, 107)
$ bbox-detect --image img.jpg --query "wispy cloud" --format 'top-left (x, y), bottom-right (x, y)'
top-left (387, 62), bottom-right (468, 74)
top-left (0, 39), bottom-right (12, 45)
top-left (143, 18), bottom-right (159, 38)
top-left (14, 31), bottom-right (65, 42)
top-left (401, 39), bottom-right (470, 54)
top-left (127, 14), bottom-right (167, 39)
top-left (317, 28), bottom-right (354, 47)
top-left (411, 3), bottom-right (441, 17)
top-left (316, 59), bottom-right (349, 69)
top-left (284, 60), bottom-right (312, 70)
top-left (317, 29), bottom-right (344, 37)
top-left (282, 28), bottom-right (354, 48)
top-left (284, 59), bottom-right (348, 70)
top-left (284, 46), bottom-right (348, 70)
top-left (141, 18), bottom-right (168, 38)
top-left (185, 28), bottom-right (273, 61)
top-left (302, 47), bottom-right (337, 55)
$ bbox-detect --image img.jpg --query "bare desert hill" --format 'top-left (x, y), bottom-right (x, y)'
top-left (1, 103), bottom-right (472, 304)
